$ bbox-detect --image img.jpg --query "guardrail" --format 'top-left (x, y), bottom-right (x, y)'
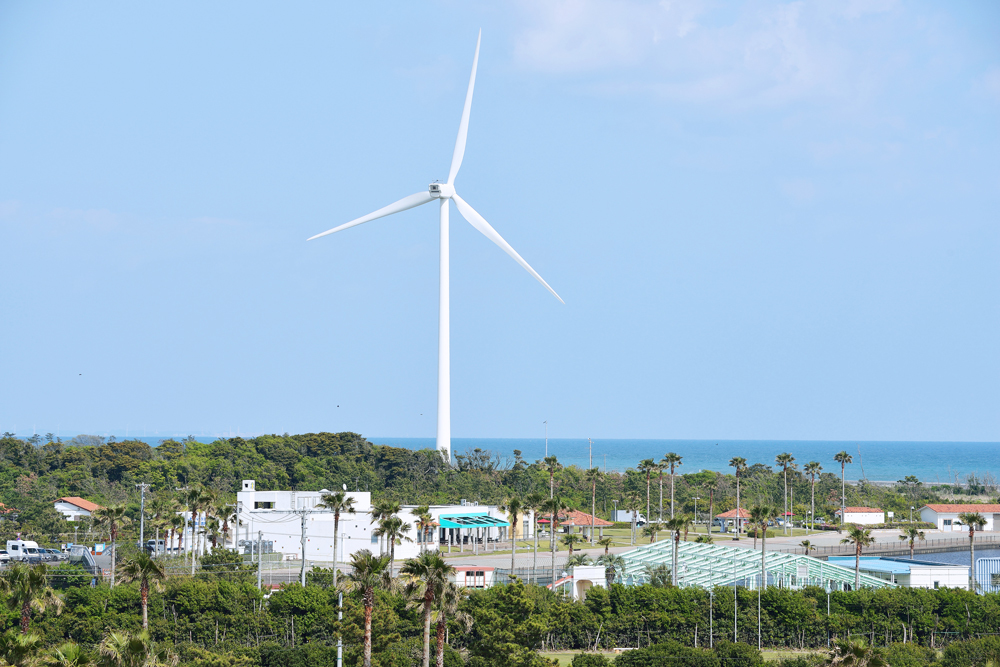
top-left (773, 534), bottom-right (1000, 556)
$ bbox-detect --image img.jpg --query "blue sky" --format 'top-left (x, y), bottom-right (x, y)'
top-left (0, 1), bottom-right (997, 442)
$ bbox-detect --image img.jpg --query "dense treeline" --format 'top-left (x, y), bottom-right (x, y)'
top-left (10, 566), bottom-right (1000, 666)
top-left (0, 432), bottom-right (979, 544)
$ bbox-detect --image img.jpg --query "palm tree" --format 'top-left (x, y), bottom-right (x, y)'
top-left (775, 453), bottom-right (795, 535)
top-left (543, 455), bottom-right (561, 498)
top-left (0, 631), bottom-right (43, 667)
top-left (566, 554), bottom-right (592, 567)
top-left (703, 475), bottom-right (719, 534)
top-left (212, 500), bottom-right (235, 550)
top-left (898, 526), bottom-right (926, 559)
top-left (804, 462), bottom-right (822, 531)
top-left (826, 637), bottom-right (888, 667)
top-left (664, 516), bottom-right (690, 586)
top-left (433, 582), bottom-right (471, 667)
top-left (92, 504), bottom-right (131, 587)
top-left (638, 458), bottom-right (657, 522)
top-left (169, 514), bottom-right (185, 557)
top-left (0, 563), bottom-right (63, 634)
top-left (318, 490), bottom-right (356, 588)
top-left (840, 525), bottom-right (876, 589)
top-left (833, 451), bottom-right (853, 529)
top-left (661, 453), bottom-right (683, 519)
top-left (561, 533), bottom-right (585, 556)
top-left (641, 522), bottom-right (661, 544)
top-left (118, 553), bottom-right (166, 630)
top-left (585, 467), bottom-right (601, 543)
top-left (729, 457), bottom-right (747, 535)
top-left (694, 534), bottom-right (714, 544)
top-left (625, 492), bottom-right (643, 545)
top-left (596, 554), bottom-right (625, 585)
top-left (401, 551), bottom-right (455, 667)
top-left (45, 642), bottom-right (92, 667)
top-left (499, 495), bottom-right (524, 575)
top-left (800, 540), bottom-right (816, 554)
top-left (656, 463), bottom-right (665, 523)
top-left (411, 506), bottom-right (438, 555)
top-left (525, 492), bottom-right (544, 585)
top-left (596, 536), bottom-right (615, 556)
top-left (374, 515), bottom-right (412, 572)
top-left (749, 504), bottom-right (776, 588)
top-left (339, 549), bottom-right (392, 667)
top-left (541, 496), bottom-right (569, 575)
top-left (370, 499), bottom-right (402, 555)
top-left (958, 512), bottom-right (988, 591)
top-left (97, 630), bottom-right (177, 667)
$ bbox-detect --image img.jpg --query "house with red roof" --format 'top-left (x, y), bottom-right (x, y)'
top-left (54, 497), bottom-right (103, 522)
top-left (538, 509), bottom-right (614, 539)
top-left (919, 504), bottom-right (1000, 532)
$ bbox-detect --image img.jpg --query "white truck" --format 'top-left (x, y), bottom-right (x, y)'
top-left (6, 540), bottom-right (45, 563)
top-left (612, 510), bottom-right (647, 526)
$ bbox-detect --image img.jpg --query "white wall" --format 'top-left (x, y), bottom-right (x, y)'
top-left (906, 565), bottom-right (969, 590)
top-left (53, 502), bottom-right (92, 521)
top-left (838, 511), bottom-right (884, 525)
top-left (920, 508), bottom-right (996, 532)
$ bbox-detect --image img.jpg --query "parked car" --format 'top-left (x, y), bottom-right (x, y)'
top-left (45, 549), bottom-right (66, 562)
top-left (0, 550), bottom-right (9, 564)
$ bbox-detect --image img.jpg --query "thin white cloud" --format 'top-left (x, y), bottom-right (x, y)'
top-left (512, 0), bottom-right (904, 108)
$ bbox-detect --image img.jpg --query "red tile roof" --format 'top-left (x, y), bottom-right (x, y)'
top-left (57, 497), bottom-right (103, 512)
top-left (538, 509), bottom-right (614, 527)
top-left (922, 504), bottom-right (1000, 514)
top-left (716, 508), bottom-right (750, 519)
top-left (835, 507), bottom-right (883, 514)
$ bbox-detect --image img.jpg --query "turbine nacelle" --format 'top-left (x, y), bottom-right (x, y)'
top-left (429, 182), bottom-right (456, 199)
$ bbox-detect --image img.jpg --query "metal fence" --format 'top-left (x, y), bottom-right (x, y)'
top-left (772, 534), bottom-right (1000, 557)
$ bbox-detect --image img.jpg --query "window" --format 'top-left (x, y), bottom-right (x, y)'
top-left (934, 581), bottom-right (940, 589)
top-left (943, 519), bottom-right (952, 526)
top-left (371, 534), bottom-right (378, 544)
top-left (254, 501), bottom-right (274, 509)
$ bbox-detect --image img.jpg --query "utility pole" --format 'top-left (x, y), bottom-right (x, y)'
top-left (136, 483), bottom-right (151, 549)
top-left (299, 510), bottom-right (308, 586)
top-left (257, 531), bottom-right (263, 590)
top-left (337, 532), bottom-right (344, 667)
top-left (588, 438), bottom-right (592, 469)
top-left (543, 421), bottom-right (548, 458)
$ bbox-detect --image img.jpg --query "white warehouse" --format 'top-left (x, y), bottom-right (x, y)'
top-left (235, 480), bottom-right (525, 565)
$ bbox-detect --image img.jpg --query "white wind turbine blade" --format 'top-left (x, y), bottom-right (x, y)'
top-left (307, 191), bottom-right (434, 241)
top-left (452, 193), bottom-right (564, 303)
top-left (447, 30), bottom-right (481, 186)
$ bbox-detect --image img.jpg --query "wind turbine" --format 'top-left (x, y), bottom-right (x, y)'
top-left (308, 32), bottom-right (563, 461)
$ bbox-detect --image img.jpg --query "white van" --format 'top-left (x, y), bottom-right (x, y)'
top-left (6, 540), bottom-right (44, 563)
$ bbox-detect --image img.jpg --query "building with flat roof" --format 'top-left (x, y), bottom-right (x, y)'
top-left (920, 504), bottom-right (1000, 532)
top-left (827, 556), bottom-right (968, 590)
top-left (235, 480), bottom-right (520, 565)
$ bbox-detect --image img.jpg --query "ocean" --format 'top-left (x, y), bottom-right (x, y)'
top-left (372, 438), bottom-right (1000, 485)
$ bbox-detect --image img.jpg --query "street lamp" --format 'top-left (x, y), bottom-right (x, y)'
top-left (910, 506), bottom-right (914, 523)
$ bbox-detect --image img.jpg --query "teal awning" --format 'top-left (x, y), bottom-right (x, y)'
top-left (438, 513), bottom-right (508, 529)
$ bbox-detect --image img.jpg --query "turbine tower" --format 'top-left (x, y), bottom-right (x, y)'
top-left (308, 32), bottom-right (563, 460)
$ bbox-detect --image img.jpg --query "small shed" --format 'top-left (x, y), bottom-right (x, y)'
top-left (451, 566), bottom-right (494, 589)
top-left (834, 507), bottom-right (884, 525)
top-left (828, 556), bottom-right (968, 590)
top-left (715, 508), bottom-right (750, 531)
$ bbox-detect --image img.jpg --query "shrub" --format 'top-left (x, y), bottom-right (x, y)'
top-left (712, 641), bottom-right (763, 667)
top-left (881, 642), bottom-right (937, 667)
top-left (572, 653), bottom-right (611, 667)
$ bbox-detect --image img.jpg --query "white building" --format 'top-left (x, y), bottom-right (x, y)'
top-left (828, 557), bottom-right (968, 590)
top-left (235, 480), bottom-right (522, 564)
top-left (53, 497), bottom-right (102, 522)
top-left (919, 504), bottom-right (1000, 532)
top-left (549, 565), bottom-right (607, 600)
top-left (834, 507), bottom-right (884, 526)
